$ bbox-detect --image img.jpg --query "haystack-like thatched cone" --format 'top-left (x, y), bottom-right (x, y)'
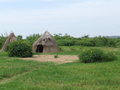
top-left (1, 33), bottom-right (17, 52)
top-left (32, 31), bottom-right (59, 53)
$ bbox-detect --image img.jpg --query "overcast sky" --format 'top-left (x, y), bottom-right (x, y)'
top-left (0, 0), bottom-right (120, 37)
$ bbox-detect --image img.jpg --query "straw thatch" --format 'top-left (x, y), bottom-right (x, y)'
top-left (1, 33), bottom-right (17, 51)
top-left (32, 31), bottom-right (59, 53)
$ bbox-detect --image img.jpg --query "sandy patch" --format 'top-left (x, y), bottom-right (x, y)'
top-left (21, 55), bottom-right (79, 64)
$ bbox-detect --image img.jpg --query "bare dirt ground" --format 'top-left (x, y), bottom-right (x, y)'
top-left (21, 55), bottom-right (79, 64)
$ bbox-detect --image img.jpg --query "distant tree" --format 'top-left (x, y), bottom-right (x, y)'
top-left (81, 35), bottom-right (89, 38)
top-left (17, 35), bottom-right (23, 40)
top-left (0, 34), bottom-right (7, 49)
top-left (26, 34), bottom-right (41, 46)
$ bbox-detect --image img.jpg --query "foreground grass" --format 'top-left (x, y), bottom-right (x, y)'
top-left (0, 47), bottom-right (120, 90)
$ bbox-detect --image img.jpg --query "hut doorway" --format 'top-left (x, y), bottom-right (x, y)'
top-left (36, 45), bottom-right (43, 53)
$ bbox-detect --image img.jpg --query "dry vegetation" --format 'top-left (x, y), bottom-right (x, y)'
top-left (21, 55), bottom-right (78, 64)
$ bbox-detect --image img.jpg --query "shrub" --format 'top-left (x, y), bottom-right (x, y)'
top-left (8, 41), bottom-right (32, 57)
top-left (116, 42), bottom-right (120, 48)
top-left (26, 34), bottom-right (41, 46)
top-left (0, 35), bottom-right (6, 49)
top-left (103, 52), bottom-right (117, 62)
top-left (57, 40), bottom-right (76, 46)
top-left (54, 55), bottom-right (59, 58)
top-left (79, 48), bottom-right (116, 63)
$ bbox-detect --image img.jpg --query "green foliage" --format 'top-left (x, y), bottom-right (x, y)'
top-left (93, 36), bottom-right (116, 47)
top-left (8, 41), bottom-right (33, 57)
top-left (77, 39), bottom-right (95, 46)
top-left (116, 41), bottom-right (120, 48)
top-left (17, 35), bottom-right (23, 40)
top-left (79, 48), bottom-right (116, 63)
top-left (0, 34), bottom-right (7, 49)
top-left (57, 39), bottom-right (76, 46)
top-left (54, 34), bottom-right (118, 47)
top-left (103, 52), bottom-right (117, 62)
top-left (54, 55), bottom-right (59, 58)
top-left (26, 34), bottom-right (41, 46)
top-left (1, 33), bottom-right (120, 48)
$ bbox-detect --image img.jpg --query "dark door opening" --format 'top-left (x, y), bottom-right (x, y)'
top-left (36, 45), bottom-right (43, 53)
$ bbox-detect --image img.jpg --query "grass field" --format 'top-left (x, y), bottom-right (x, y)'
top-left (0, 46), bottom-right (120, 90)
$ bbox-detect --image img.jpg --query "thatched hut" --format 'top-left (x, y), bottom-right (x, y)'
top-left (1, 33), bottom-right (17, 51)
top-left (32, 31), bottom-right (59, 53)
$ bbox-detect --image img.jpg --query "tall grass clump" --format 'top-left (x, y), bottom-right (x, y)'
top-left (8, 41), bottom-right (33, 57)
top-left (54, 55), bottom-right (59, 58)
top-left (79, 48), bottom-right (116, 63)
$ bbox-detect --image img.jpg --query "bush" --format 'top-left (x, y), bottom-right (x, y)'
top-left (116, 42), bottom-right (120, 48)
top-left (79, 48), bottom-right (116, 63)
top-left (8, 41), bottom-right (33, 57)
top-left (103, 52), bottom-right (117, 62)
top-left (54, 55), bottom-right (59, 58)
top-left (0, 35), bottom-right (6, 49)
top-left (57, 40), bottom-right (76, 46)
top-left (78, 39), bottom-right (95, 46)
top-left (26, 34), bottom-right (41, 46)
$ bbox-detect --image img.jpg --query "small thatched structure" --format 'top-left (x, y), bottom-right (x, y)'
top-left (1, 33), bottom-right (17, 52)
top-left (32, 31), bottom-right (59, 53)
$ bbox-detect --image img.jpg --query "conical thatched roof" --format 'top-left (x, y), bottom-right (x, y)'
top-left (33, 31), bottom-right (59, 53)
top-left (1, 33), bottom-right (17, 52)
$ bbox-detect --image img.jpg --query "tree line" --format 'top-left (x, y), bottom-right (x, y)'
top-left (0, 33), bottom-right (120, 49)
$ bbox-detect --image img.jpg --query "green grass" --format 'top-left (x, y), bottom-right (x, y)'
top-left (35, 46), bottom-right (120, 55)
top-left (0, 46), bottom-right (120, 90)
